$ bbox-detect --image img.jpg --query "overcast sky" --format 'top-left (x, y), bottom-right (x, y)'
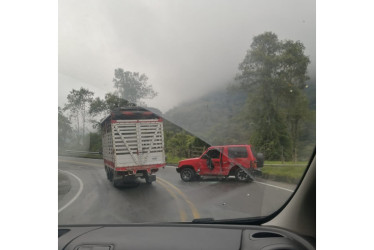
top-left (59, 0), bottom-right (315, 113)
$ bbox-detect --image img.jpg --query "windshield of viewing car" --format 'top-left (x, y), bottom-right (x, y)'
top-left (58, 0), bottom-right (315, 224)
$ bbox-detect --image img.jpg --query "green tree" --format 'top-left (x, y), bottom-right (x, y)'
top-left (279, 40), bottom-right (311, 161)
top-left (63, 87), bottom-right (94, 144)
top-left (89, 92), bottom-right (135, 127)
top-left (236, 32), bottom-right (311, 161)
top-left (88, 132), bottom-right (102, 152)
top-left (58, 107), bottom-right (73, 148)
top-left (113, 68), bottom-right (157, 105)
top-left (89, 96), bottom-right (107, 118)
top-left (104, 92), bottom-right (134, 110)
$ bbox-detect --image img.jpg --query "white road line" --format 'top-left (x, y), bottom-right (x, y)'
top-left (58, 169), bottom-right (84, 213)
top-left (253, 181), bottom-right (294, 193)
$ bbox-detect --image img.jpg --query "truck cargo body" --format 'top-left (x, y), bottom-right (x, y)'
top-left (101, 108), bottom-right (166, 185)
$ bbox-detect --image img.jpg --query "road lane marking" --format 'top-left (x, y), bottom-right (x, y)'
top-left (58, 158), bottom-right (190, 222)
top-left (156, 181), bottom-right (187, 222)
top-left (58, 169), bottom-right (84, 213)
top-left (157, 178), bottom-right (200, 219)
top-left (59, 159), bottom-right (103, 167)
top-left (253, 181), bottom-right (294, 192)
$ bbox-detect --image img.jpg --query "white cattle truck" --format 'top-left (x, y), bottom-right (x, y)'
top-left (101, 107), bottom-right (166, 187)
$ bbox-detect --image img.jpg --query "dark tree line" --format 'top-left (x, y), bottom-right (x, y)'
top-left (235, 32), bottom-right (312, 161)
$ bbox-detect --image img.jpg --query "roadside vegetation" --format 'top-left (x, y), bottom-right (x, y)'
top-left (261, 165), bottom-right (307, 184)
top-left (264, 161), bottom-right (308, 165)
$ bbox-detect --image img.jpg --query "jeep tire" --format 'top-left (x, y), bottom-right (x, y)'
top-left (235, 168), bottom-right (250, 182)
top-left (180, 168), bottom-right (195, 182)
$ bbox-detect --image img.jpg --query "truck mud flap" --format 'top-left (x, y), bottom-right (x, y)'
top-left (143, 173), bottom-right (156, 183)
top-left (147, 175), bottom-right (156, 182)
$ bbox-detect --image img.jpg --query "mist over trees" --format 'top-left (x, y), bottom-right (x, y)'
top-left (113, 68), bottom-right (157, 105)
top-left (63, 87), bottom-right (94, 145)
top-left (59, 32), bottom-right (315, 162)
top-left (165, 32), bottom-right (315, 161)
top-left (59, 68), bottom-right (158, 152)
top-left (88, 69), bottom-right (157, 126)
top-left (58, 107), bottom-right (73, 148)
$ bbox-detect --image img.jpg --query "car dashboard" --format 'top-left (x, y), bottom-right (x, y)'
top-left (59, 224), bottom-right (315, 250)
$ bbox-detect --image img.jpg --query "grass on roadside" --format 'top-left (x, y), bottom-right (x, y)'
top-left (264, 160), bottom-right (308, 165)
top-left (261, 165), bottom-right (307, 184)
top-left (81, 153), bottom-right (103, 159)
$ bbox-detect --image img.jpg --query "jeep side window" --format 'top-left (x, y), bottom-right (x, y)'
top-left (206, 149), bottom-right (221, 159)
top-left (228, 147), bottom-right (248, 158)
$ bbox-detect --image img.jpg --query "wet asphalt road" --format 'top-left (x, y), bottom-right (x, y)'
top-left (58, 156), bottom-right (296, 225)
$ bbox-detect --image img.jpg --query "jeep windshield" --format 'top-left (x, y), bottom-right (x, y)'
top-left (58, 0), bottom-right (315, 224)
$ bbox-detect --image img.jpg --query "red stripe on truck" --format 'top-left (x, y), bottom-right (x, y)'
top-left (111, 119), bottom-right (162, 123)
top-left (104, 159), bottom-right (165, 171)
top-left (116, 164), bottom-right (165, 171)
top-left (104, 159), bottom-right (115, 167)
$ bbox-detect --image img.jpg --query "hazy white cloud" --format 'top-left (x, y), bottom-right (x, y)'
top-left (59, 0), bottom-right (315, 112)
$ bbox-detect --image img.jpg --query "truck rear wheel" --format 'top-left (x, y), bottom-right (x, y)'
top-left (105, 167), bottom-right (110, 180)
top-left (180, 168), bottom-right (195, 182)
top-left (111, 170), bottom-right (121, 188)
top-left (108, 168), bottom-right (113, 182)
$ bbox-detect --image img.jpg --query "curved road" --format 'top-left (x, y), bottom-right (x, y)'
top-left (58, 156), bottom-right (296, 225)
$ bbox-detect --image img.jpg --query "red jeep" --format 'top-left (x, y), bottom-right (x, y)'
top-left (176, 145), bottom-right (263, 182)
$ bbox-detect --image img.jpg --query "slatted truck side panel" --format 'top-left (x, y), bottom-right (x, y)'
top-left (102, 120), bottom-right (115, 173)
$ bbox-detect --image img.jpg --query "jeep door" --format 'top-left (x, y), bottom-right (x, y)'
top-left (199, 147), bottom-right (223, 175)
top-left (221, 147), bottom-right (231, 175)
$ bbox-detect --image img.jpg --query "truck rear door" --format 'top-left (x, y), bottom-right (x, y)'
top-left (112, 119), bottom-right (165, 168)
